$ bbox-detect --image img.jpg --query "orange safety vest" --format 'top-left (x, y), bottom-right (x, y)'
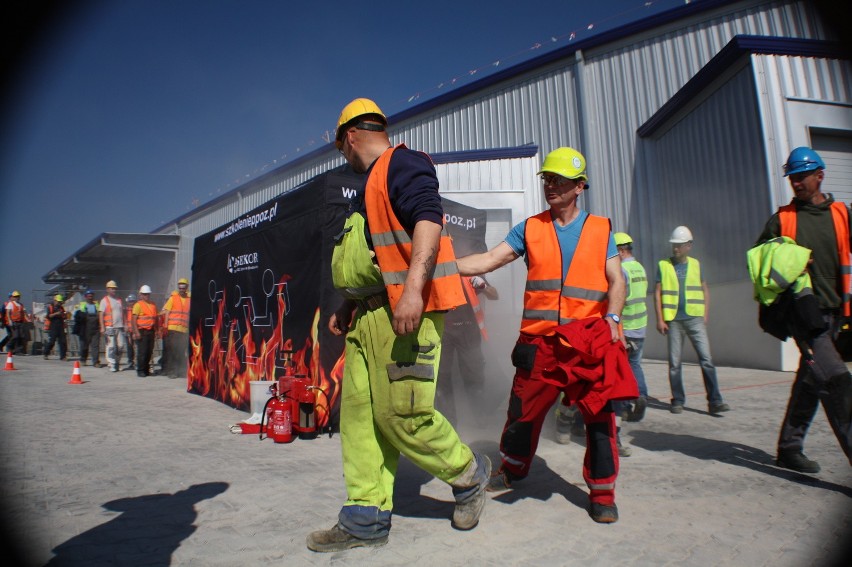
top-left (102, 296), bottom-right (123, 328)
top-left (165, 293), bottom-right (190, 331)
top-left (522, 211), bottom-right (610, 335)
top-left (779, 200), bottom-right (851, 316)
top-left (134, 300), bottom-right (158, 330)
top-left (364, 144), bottom-right (465, 313)
top-left (44, 304), bottom-right (64, 331)
top-left (8, 301), bottom-right (25, 323)
top-left (461, 277), bottom-right (488, 340)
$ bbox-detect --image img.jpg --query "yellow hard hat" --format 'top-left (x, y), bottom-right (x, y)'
top-left (54, 294), bottom-right (64, 302)
top-left (614, 232), bottom-right (633, 246)
top-left (11, 290), bottom-right (21, 297)
top-left (106, 280), bottom-right (118, 288)
top-left (177, 278), bottom-right (189, 286)
top-left (538, 147), bottom-right (588, 182)
top-left (335, 98), bottom-right (387, 149)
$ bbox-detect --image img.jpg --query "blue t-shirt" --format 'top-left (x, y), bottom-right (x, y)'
top-left (504, 210), bottom-right (618, 281)
top-left (655, 258), bottom-right (703, 321)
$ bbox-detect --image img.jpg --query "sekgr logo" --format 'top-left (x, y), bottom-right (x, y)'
top-left (227, 251), bottom-right (260, 273)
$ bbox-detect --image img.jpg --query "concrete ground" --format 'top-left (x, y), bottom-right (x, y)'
top-left (0, 354), bottom-right (849, 566)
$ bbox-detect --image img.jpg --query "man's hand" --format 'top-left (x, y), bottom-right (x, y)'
top-left (392, 288), bottom-right (424, 336)
top-left (328, 300), bottom-right (355, 336)
top-left (657, 320), bottom-right (669, 335)
top-left (605, 316), bottom-right (622, 344)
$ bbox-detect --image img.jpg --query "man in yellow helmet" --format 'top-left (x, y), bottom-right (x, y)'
top-left (307, 98), bottom-right (490, 553)
top-left (99, 280), bottom-right (127, 372)
top-left (161, 278), bottom-right (191, 378)
top-left (457, 147), bottom-right (635, 524)
top-left (43, 294), bottom-right (68, 360)
top-left (614, 232), bottom-right (649, 422)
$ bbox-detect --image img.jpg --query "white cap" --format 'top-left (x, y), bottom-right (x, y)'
top-left (139, 285), bottom-right (152, 294)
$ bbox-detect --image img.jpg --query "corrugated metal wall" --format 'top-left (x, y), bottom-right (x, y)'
top-left (634, 64), bottom-right (768, 284)
top-left (163, 1), bottom-right (827, 265)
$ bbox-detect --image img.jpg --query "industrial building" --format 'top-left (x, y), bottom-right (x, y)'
top-left (43, 0), bottom-right (852, 371)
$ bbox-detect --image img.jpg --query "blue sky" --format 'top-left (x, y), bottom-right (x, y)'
top-left (1, 0), bottom-right (688, 307)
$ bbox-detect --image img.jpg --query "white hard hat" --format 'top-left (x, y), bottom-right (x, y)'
top-left (669, 226), bottom-right (694, 244)
top-left (139, 285), bottom-right (152, 294)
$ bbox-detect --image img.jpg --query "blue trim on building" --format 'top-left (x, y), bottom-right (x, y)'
top-left (638, 35), bottom-right (850, 138)
top-left (430, 144), bottom-right (538, 165)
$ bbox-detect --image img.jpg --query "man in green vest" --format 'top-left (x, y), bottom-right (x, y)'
top-left (654, 226), bottom-right (730, 415)
top-left (615, 232), bottom-right (649, 422)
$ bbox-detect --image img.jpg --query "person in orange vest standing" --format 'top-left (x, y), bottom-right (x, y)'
top-left (43, 294), bottom-right (68, 360)
top-left (755, 146), bottom-right (852, 473)
top-left (5, 291), bottom-right (29, 355)
top-left (435, 274), bottom-right (498, 423)
top-left (99, 280), bottom-right (127, 372)
top-left (307, 98), bottom-right (490, 553)
top-left (131, 285), bottom-right (159, 377)
top-left (160, 278), bottom-right (191, 378)
top-left (457, 146), bottom-right (633, 524)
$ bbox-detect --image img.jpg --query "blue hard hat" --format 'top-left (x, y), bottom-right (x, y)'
top-left (85, 289), bottom-right (94, 295)
top-left (783, 147), bottom-right (825, 177)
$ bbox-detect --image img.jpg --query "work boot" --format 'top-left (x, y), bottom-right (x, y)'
top-left (306, 524), bottom-right (388, 553)
top-left (709, 402), bottom-right (730, 415)
top-left (486, 468), bottom-right (513, 493)
top-left (627, 396), bottom-right (647, 422)
top-left (451, 453), bottom-right (491, 530)
top-left (776, 450), bottom-right (820, 474)
top-left (617, 439), bottom-right (632, 457)
top-left (588, 502), bottom-right (619, 524)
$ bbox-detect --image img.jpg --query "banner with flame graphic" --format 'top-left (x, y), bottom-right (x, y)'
top-left (188, 168), bottom-right (366, 428)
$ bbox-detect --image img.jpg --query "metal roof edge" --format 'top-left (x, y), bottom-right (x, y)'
top-left (430, 144), bottom-right (539, 165)
top-left (637, 35), bottom-right (849, 138)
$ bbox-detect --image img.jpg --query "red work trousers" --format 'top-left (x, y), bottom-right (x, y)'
top-left (499, 337), bottom-right (619, 506)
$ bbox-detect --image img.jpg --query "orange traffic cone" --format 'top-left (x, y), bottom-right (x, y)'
top-left (68, 361), bottom-right (84, 384)
top-left (3, 351), bottom-right (15, 371)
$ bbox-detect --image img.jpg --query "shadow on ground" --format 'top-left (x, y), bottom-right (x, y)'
top-left (42, 482), bottom-right (229, 567)
top-left (392, 440), bottom-right (590, 522)
top-left (629, 430), bottom-right (852, 497)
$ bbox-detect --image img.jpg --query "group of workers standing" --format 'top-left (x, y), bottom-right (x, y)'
top-left (305, 97), bottom-right (851, 554)
top-left (4, 279), bottom-right (192, 379)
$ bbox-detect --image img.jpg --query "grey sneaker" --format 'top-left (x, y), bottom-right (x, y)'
top-left (555, 409), bottom-right (574, 444)
top-left (306, 524), bottom-right (388, 553)
top-left (670, 403), bottom-right (684, 414)
top-left (709, 402), bottom-right (730, 414)
top-left (452, 454), bottom-right (491, 530)
top-left (617, 440), bottom-right (632, 457)
top-left (588, 502), bottom-right (619, 523)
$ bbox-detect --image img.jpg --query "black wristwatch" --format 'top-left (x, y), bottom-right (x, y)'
top-left (605, 313), bottom-right (621, 324)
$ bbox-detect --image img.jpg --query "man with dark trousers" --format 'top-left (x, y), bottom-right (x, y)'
top-left (756, 146), bottom-right (852, 473)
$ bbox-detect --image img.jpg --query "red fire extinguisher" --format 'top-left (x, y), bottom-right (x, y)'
top-left (298, 383), bottom-right (318, 440)
top-left (260, 384), bottom-right (293, 444)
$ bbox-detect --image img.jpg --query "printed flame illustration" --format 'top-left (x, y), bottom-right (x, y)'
top-left (188, 277), bottom-right (343, 427)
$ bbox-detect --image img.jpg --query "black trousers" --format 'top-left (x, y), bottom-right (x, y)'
top-left (45, 325), bottom-right (67, 359)
top-left (136, 329), bottom-right (155, 375)
top-left (436, 321), bottom-right (486, 421)
top-left (778, 311), bottom-right (852, 462)
top-left (79, 329), bottom-right (100, 364)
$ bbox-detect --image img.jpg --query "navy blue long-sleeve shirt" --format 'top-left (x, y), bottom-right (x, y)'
top-left (357, 147), bottom-right (444, 237)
